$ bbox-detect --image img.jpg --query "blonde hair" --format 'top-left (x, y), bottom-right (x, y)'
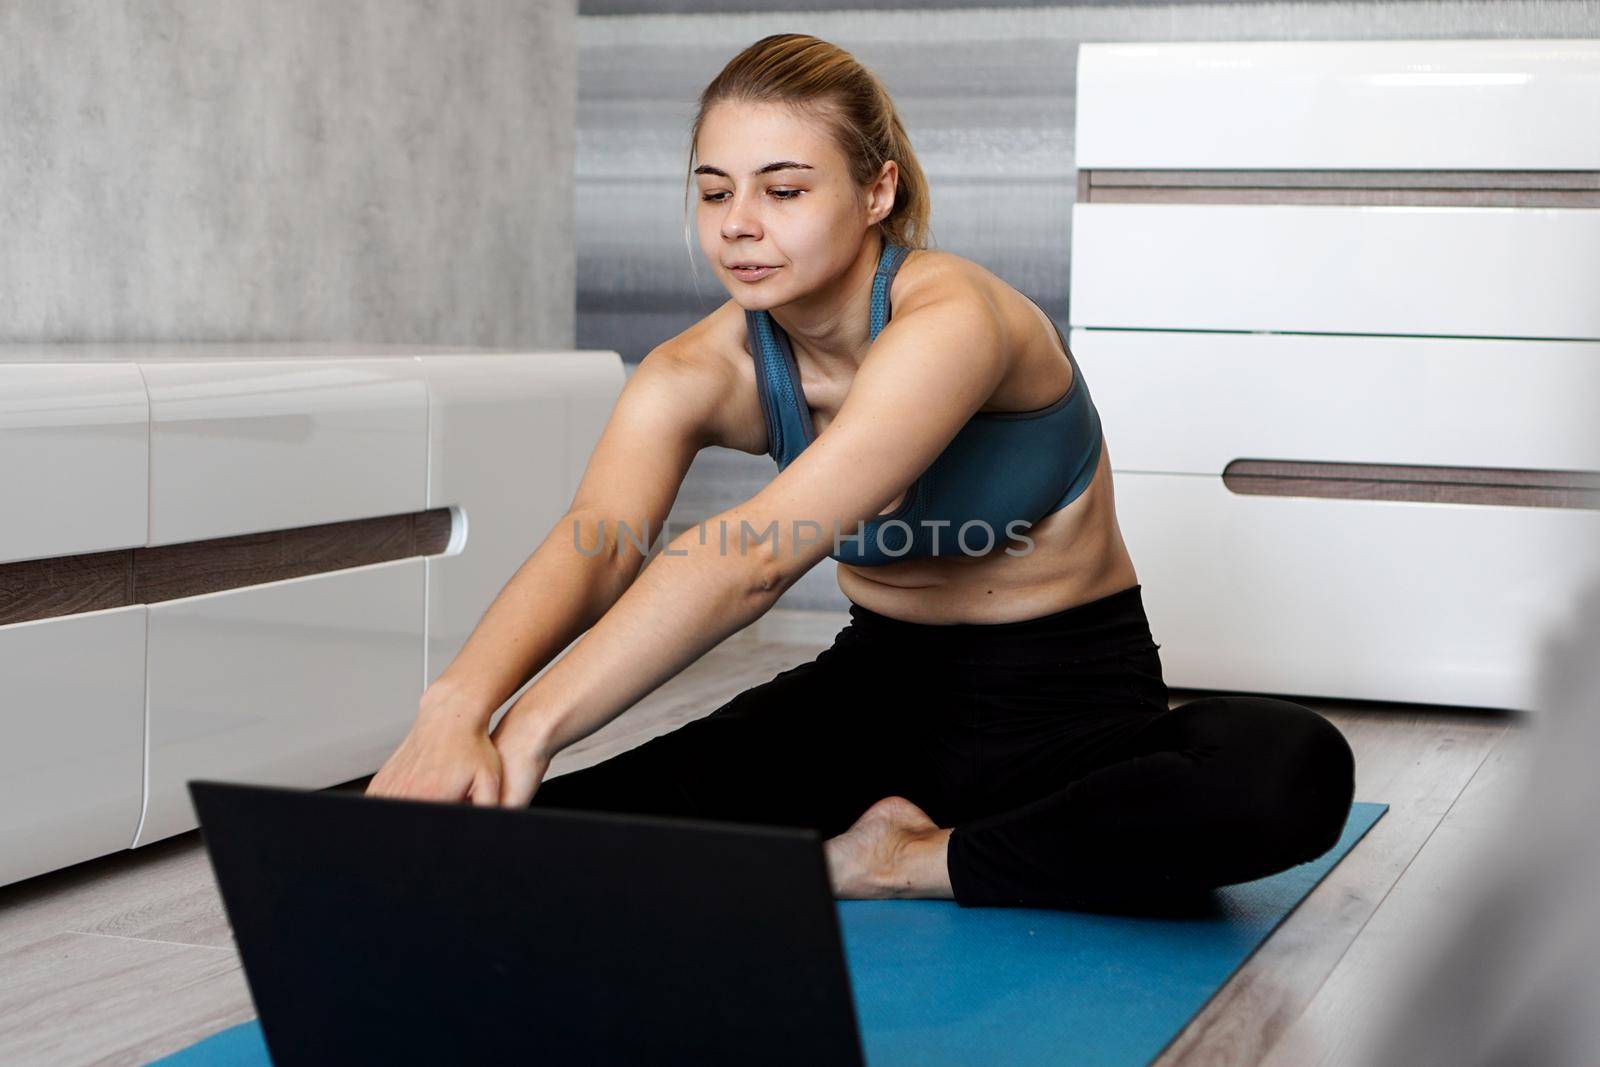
top-left (684, 33), bottom-right (933, 251)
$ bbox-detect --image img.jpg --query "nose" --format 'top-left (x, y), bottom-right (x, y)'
top-left (720, 190), bottom-right (760, 241)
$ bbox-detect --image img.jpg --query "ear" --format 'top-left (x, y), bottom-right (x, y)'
top-left (868, 159), bottom-right (899, 224)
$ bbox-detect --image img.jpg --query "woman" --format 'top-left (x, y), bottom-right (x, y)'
top-left (368, 33), bottom-right (1355, 911)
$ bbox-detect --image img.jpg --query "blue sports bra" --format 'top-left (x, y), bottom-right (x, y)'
top-left (744, 241), bottom-right (1103, 567)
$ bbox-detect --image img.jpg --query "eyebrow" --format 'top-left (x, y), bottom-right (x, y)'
top-left (692, 161), bottom-right (815, 178)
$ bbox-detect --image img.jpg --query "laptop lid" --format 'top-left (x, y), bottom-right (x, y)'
top-left (189, 780), bottom-right (865, 1066)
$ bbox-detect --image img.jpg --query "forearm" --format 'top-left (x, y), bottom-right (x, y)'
top-left (491, 512), bottom-right (783, 759)
top-left (420, 508), bottom-right (637, 732)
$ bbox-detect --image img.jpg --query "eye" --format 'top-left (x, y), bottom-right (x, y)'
top-left (698, 189), bottom-right (804, 203)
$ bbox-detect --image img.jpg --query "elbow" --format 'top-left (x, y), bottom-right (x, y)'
top-left (748, 556), bottom-right (788, 599)
top-left (729, 514), bottom-right (798, 602)
top-left (651, 515), bottom-right (788, 604)
top-left (703, 505), bottom-right (812, 603)
top-left (732, 532), bottom-right (788, 601)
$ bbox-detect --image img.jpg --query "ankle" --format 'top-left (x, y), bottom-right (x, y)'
top-left (877, 827), bottom-right (953, 898)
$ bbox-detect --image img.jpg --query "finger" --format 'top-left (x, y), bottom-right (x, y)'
top-left (498, 762), bottom-right (537, 809)
top-left (468, 771), bottom-right (500, 808)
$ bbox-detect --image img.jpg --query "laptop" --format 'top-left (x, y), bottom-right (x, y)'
top-left (188, 780), bottom-right (867, 1066)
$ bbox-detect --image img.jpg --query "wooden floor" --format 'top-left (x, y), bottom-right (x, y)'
top-left (0, 610), bottom-right (1533, 1067)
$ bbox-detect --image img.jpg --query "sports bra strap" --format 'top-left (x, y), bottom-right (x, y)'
top-left (869, 243), bottom-right (911, 341)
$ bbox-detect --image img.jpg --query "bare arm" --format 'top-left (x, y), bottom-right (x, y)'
top-left (417, 507), bottom-right (637, 732)
top-left (489, 278), bottom-right (1011, 804)
top-left (489, 504), bottom-right (784, 767)
top-left (366, 342), bottom-right (735, 803)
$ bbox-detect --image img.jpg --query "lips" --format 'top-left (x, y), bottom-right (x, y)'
top-left (729, 265), bottom-right (778, 282)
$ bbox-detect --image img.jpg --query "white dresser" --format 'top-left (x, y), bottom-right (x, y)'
top-left (1069, 40), bottom-right (1600, 712)
top-left (0, 343), bottom-right (623, 886)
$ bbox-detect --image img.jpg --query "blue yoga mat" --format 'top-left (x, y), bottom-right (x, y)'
top-left (151, 801), bottom-right (1385, 1067)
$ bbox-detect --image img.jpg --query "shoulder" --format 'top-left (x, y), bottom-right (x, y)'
top-left (857, 249), bottom-right (1016, 406)
top-left (646, 297), bottom-right (750, 388)
top-left (881, 248), bottom-right (1013, 348)
top-left (891, 248), bottom-right (1049, 357)
top-left (637, 299), bottom-right (766, 454)
top-left (890, 248), bottom-right (1006, 320)
top-left (855, 249), bottom-right (1011, 398)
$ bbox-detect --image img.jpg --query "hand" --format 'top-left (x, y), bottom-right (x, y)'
top-left (366, 714), bottom-right (505, 807)
top-left (490, 711), bottom-right (557, 808)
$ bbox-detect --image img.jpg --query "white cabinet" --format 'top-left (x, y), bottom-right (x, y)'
top-left (1071, 40), bottom-right (1600, 710)
top-left (0, 344), bottom-right (626, 884)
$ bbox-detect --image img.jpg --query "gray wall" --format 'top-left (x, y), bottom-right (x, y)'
top-left (0, 0), bottom-right (576, 348)
top-left (577, 0), bottom-right (1600, 610)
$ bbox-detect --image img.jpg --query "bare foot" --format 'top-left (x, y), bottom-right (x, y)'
top-left (824, 795), bottom-right (954, 899)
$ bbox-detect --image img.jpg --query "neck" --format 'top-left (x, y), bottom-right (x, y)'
top-left (768, 231), bottom-right (887, 372)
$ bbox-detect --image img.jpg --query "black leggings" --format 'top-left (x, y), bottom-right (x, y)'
top-left (530, 584), bottom-right (1356, 911)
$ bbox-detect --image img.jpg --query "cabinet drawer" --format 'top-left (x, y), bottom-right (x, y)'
top-left (1075, 40), bottom-right (1600, 171)
top-left (143, 357), bottom-right (428, 546)
top-left (0, 607), bottom-right (145, 884)
top-left (1069, 203), bottom-right (1600, 340)
top-left (1114, 472), bottom-right (1600, 711)
top-left (1071, 330), bottom-right (1600, 475)
top-left (136, 559), bottom-right (424, 845)
top-left (0, 364), bottom-right (147, 564)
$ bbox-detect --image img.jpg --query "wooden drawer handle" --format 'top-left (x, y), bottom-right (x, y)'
top-left (0, 507), bottom-right (455, 627)
top-left (1222, 459), bottom-right (1600, 508)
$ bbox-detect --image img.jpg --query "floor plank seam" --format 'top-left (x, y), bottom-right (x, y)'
top-left (1257, 723), bottom-right (1508, 1062)
top-left (1381, 726), bottom-right (1507, 896)
top-left (67, 929), bottom-right (238, 953)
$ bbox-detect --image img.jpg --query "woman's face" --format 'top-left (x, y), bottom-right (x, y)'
top-left (693, 100), bottom-right (894, 309)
